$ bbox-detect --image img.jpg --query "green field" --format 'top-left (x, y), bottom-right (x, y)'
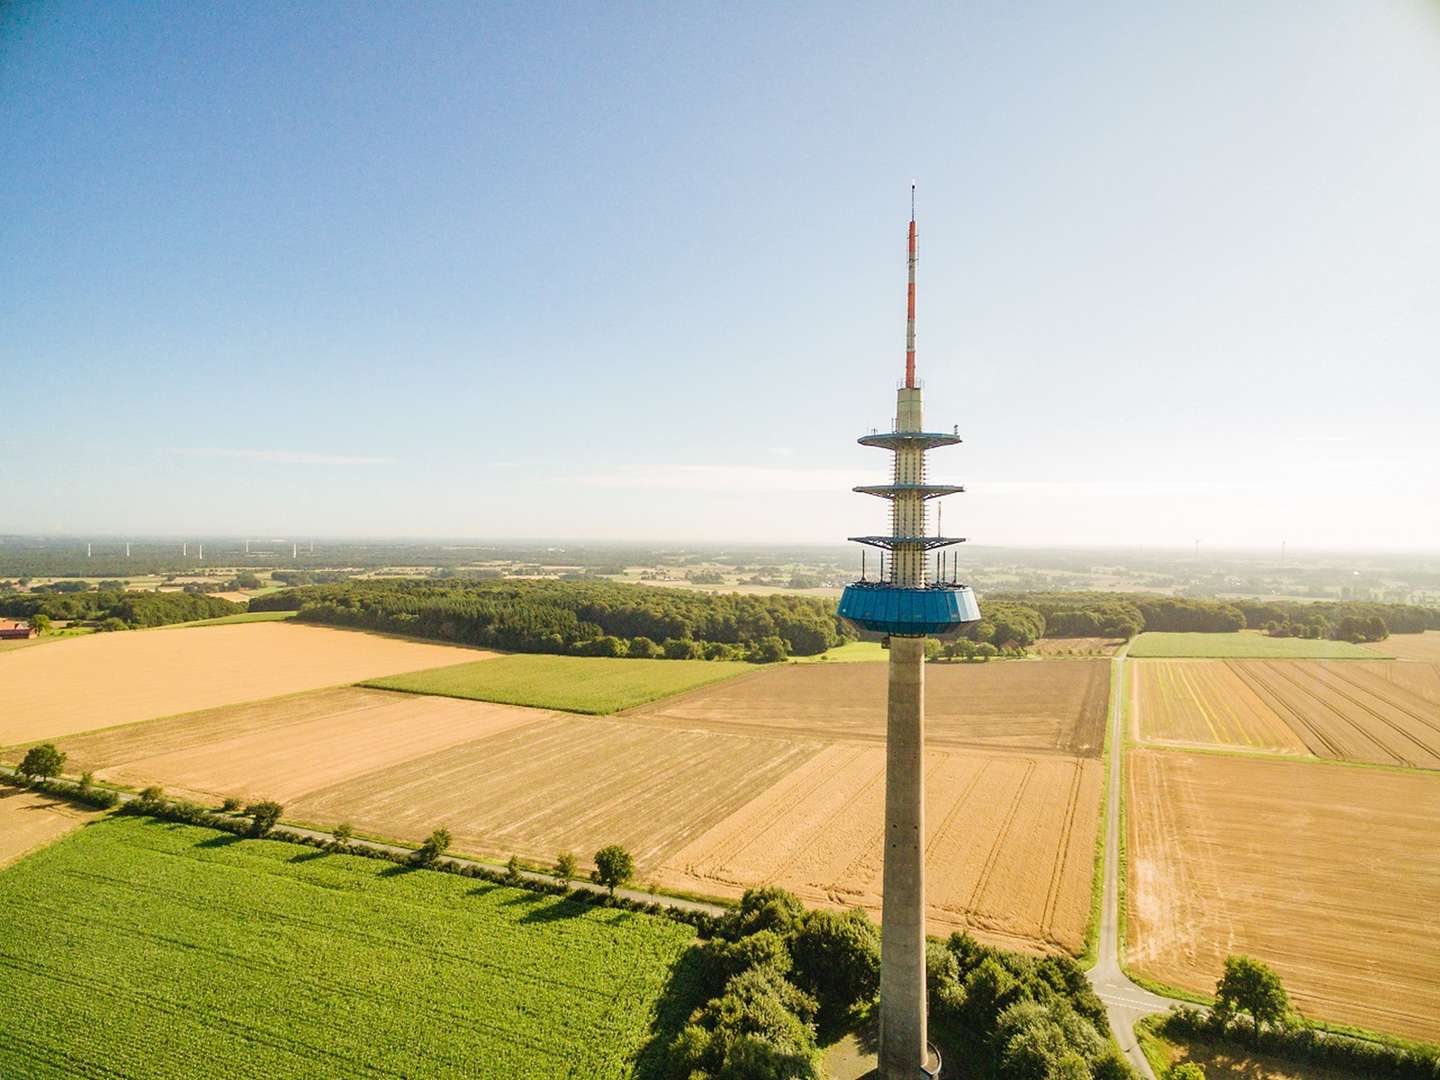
top-left (1127, 631), bottom-right (1387, 660)
top-left (159, 609), bottom-right (296, 629)
top-left (363, 653), bottom-right (753, 713)
top-left (0, 816), bottom-right (694, 1079)
top-left (792, 641), bottom-right (887, 663)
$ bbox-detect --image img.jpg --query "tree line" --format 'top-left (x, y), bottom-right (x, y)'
top-left (0, 590), bottom-right (242, 630)
top-left (251, 579), bottom-right (848, 659)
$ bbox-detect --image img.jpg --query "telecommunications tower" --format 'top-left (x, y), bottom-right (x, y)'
top-left (837, 189), bottom-right (980, 1079)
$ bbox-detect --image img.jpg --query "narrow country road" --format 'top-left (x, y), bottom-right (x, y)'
top-left (1087, 646), bottom-right (1172, 1078)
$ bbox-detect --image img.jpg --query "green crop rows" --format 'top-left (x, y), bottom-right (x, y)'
top-left (1127, 631), bottom-right (1386, 660)
top-left (0, 816), bottom-right (694, 1079)
top-left (363, 653), bottom-right (752, 714)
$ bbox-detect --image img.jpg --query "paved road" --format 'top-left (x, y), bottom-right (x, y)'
top-left (1086, 646), bottom-right (1172, 1078)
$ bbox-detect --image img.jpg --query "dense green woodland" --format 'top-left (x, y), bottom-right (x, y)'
top-left (252, 579), bottom-right (846, 659)
top-left (0, 590), bottom-right (241, 629)
top-left (984, 591), bottom-right (1437, 644)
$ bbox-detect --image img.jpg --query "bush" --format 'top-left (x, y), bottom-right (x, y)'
top-left (332, 822), bottom-right (354, 847)
top-left (1214, 955), bottom-right (1290, 1044)
top-left (220, 796), bottom-right (243, 812)
top-left (19, 743), bottom-right (66, 780)
top-left (1169, 1065), bottom-right (1205, 1080)
top-left (505, 854), bottom-right (523, 885)
top-left (788, 908), bottom-right (880, 1023)
top-left (413, 827), bottom-right (452, 867)
top-left (668, 963), bottom-right (822, 1080)
top-left (553, 851), bottom-right (577, 888)
top-left (245, 800), bottom-right (283, 838)
top-left (591, 844), bottom-right (634, 896)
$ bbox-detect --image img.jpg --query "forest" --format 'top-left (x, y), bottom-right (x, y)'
top-left (0, 590), bottom-right (242, 629)
top-left (251, 579), bottom-right (848, 659)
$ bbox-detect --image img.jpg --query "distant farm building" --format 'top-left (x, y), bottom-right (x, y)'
top-left (0, 621), bottom-right (37, 640)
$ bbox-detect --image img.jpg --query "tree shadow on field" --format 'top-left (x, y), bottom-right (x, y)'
top-left (288, 850), bottom-right (327, 864)
top-left (517, 896), bottom-right (590, 925)
top-left (467, 882), bottom-right (503, 899)
top-left (379, 862), bottom-right (416, 878)
top-left (197, 833), bottom-right (244, 849)
top-left (632, 945), bottom-right (711, 1080)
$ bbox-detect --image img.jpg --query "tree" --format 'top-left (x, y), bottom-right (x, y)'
top-left (245, 800), bottom-right (283, 838)
top-left (413, 827), bottom-right (451, 866)
top-left (18, 743), bottom-right (65, 780)
top-left (1214, 954), bottom-right (1290, 1044)
top-left (505, 854), bottom-right (523, 884)
top-left (750, 636), bottom-right (790, 663)
top-left (788, 908), bottom-right (881, 1022)
top-left (332, 822), bottom-right (354, 847)
top-left (554, 851), bottom-right (578, 888)
top-left (591, 844), bottom-right (634, 896)
top-left (29, 613), bottom-right (52, 634)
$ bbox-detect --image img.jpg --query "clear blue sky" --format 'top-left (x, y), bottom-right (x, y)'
top-left (4, 2), bottom-right (1437, 550)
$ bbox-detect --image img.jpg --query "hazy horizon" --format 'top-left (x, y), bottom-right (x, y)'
top-left (5, 3), bottom-right (1438, 548)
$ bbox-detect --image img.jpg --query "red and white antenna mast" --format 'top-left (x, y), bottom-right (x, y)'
top-left (905, 183), bottom-right (917, 389)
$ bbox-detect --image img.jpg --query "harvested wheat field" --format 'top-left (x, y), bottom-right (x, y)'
top-left (1027, 637), bottom-right (1123, 657)
top-left (629, 659), bottom-right (1109, 758)
top-left (1127, 748), bottom-right (1440, 1042)
top-left (663, 746), bottom-right (1101, 954)
top-left (1366, 631), bottom-right (1440, 662)
top-left (1134, 660), bottom-right (1440, 768)
top-left (0, 622), bottom-right (489, 747)
top-left (288, 713), bottom-right (822, 869)
top-left (1133, 661), bottom-right (1308, 753)
top-left (0, 786), bottom-right (98, 868)
top-left (29, 687), bottom-right (545, 805)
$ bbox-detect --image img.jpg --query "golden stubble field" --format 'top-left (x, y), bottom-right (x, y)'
top-left (1126, 747), bottom-right (1440, 1042)
top-left (0, 786), bottom-right (97, 868)
top-left (16, 659), bottom-right (1108, 956)
top-left (1134, 659), bottom-right (1440, 768)
top-left (0, 622), bottom-right (490, 746)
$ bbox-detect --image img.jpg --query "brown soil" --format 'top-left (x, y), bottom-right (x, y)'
top-left (663, 745), bottom-right (1101, 953)
top-left (0, 622), bottom-right (488, 747)
top-left (629, 659), bottom-right (1109, 758)
top-left (1126, 748), bottom-right (1440, 1042)
top-left (0, 786), bottom-right (97, 868)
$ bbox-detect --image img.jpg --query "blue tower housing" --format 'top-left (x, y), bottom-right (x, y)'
top-left (837, 201), bottom-right (981, 642)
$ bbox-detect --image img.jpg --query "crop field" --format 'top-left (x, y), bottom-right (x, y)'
top-left (364, 654), bottom-right (753, 714)
top-left (288, 713), bottom-right (820, 868)
top-left (1133, 662), bottom-right (1310, 752)
top-left (628, 659), bottom-right (1109, 757)
top-left (1026, 637), bottom-right (1124, 657)
top-left (1368, 631), bottom-right (1440, 662)
top-left (1128, 632), bottom-right (1384, 660)
top-left (0, 816), bottom-right (694, 1079)
top-left (663, 745), bottom-right (1101, 953)
top-left (25, 687), bottom-right (549, 804)
top-left (0, 785), bottom-right (96, 868)
top-left (1126, 748), bottom-right (1440, 1042)
top-left (0, 622), bottom-right (488, 747)
top-left (1135, 660), bottom-right (1440, 768)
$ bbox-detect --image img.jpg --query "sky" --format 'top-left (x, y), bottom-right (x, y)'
top-left (3, 2), bottom-right (1438, 551)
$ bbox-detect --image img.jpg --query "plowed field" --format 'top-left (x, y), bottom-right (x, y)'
top-left (1134, 660), bottom-right (1440, 768)
top-left (288, 713), bottom-right (821, 869)
top-left (0, 786), bottom-right (97, 868)
top-left (1126, 748), bottom-right (1440, 1042)
top-left (1133, 662), bottom-right (1308, 752)
top-left (662, 747), bottom-right (1101, 953)
top-left (0, 622), bottom-right (489, 746)
top-left (629, 659), bottom-right (1109, 758)
top-left (1367, 631), bottom-right (1440, 661)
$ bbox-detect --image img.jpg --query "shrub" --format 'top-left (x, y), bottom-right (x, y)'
top-left (669, 963), bottom-right (822, 1080)
top-left (19, 743), bottom-right (66, 780)
top-left (413, 827), bottom-right (452, 867)
top-left (591, 844), bottom-right (634, 896)
top-left (505, 854), bottom-right (523, 885)
top-left (245, 800), bottom-right (283, 838)
top-left (788, 908), bottom-right (880, 1023)
top-left (1169, 1065), bottom-right (1205, 1080)
top-left (332, 822), bottom-right (354, 847)
top-left (220, 796), bottom-right (243, 812)
top-left (553, 851), bottom-right (577, 888)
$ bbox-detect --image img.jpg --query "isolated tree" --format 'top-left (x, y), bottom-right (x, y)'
top-left (1214, 954), bottom-right (1289, 1044)
top-left (332, 822), bottom-right (354, 847)
top-left (553, 851), bottom-right (578, 888)
top-left (413, 827), bottom-right (451, 866)
top-left (245, 800), bottom-right (284, 838)
top-left (18, 743), bottom-right (66, 780)
top-left (591, 845), bottom-right (635, 897)
top-left (29, 614), bottom-right (52, 634)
